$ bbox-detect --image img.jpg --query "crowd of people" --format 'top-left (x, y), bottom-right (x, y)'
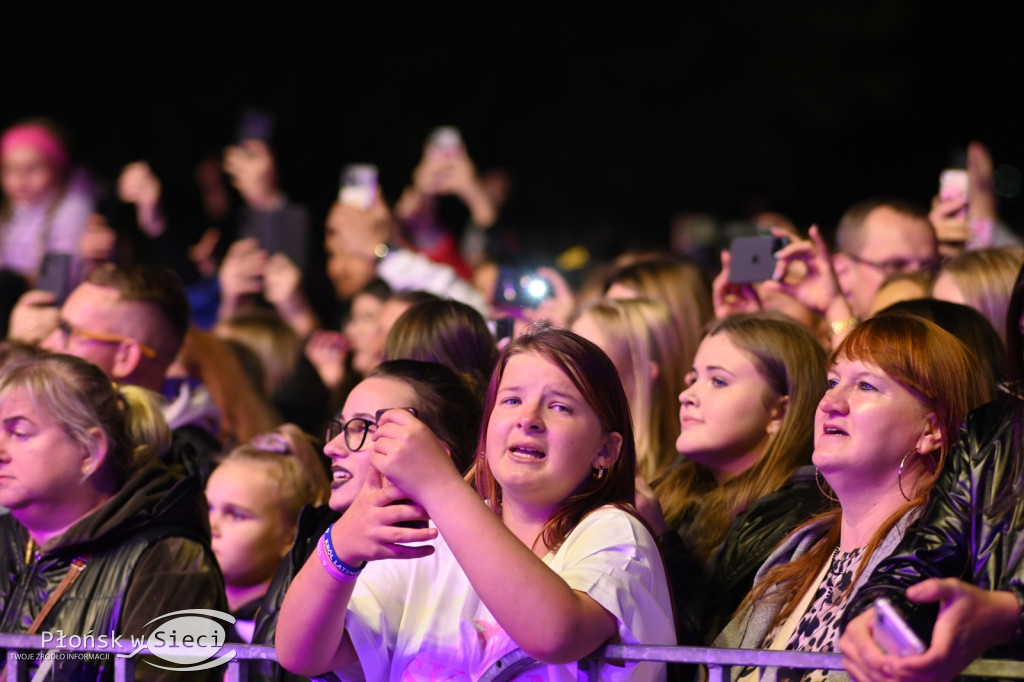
top-left (2, 116), bottom-right (1024, 682)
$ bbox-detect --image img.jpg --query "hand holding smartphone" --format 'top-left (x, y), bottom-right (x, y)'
top-left (728, 235), bottom-right (790, 284)
top-left (873, 598), bottom-right (925, 657)
top-left (339, 164), bottom-right (379, 210)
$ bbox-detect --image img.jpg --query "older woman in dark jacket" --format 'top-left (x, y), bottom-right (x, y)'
top-left (840, 264), bottom-right (1024, 682)
top-left (0, 354), bottom-right (225, 681)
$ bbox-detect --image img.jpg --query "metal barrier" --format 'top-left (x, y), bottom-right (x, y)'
top-left (1, 633), bottom-right (275, 682)
top-left (5, 633), bottom-right (1024, 681)
top-left (477, 644), bottom-right (1024, 682)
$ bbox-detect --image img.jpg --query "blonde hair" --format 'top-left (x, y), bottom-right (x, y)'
top-left (606, 257), bottom-right (712, 381)
top-left (935, 246), bottom-right (1024, 344)
top-left (0, 353), bottom-right (170, 484)
top-left (175, 328), bottom-right (280, 446)
top-left (654, 312), bottom-right (826, 561)
top-left (214, 310), bottom-right (303, 397)
top-left (219, 423), bottom-right (329, 525)
top-left (573, 298), bottom-right (686, 482)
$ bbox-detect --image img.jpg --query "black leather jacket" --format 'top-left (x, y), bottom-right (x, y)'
top-left (843, 393), bottom-right (1024, 657)
top-left (0, 459), bottom-right (227, 681)
top-left (662, 465), bottom-right (828, 645)
top-left (250, 503), bottom-right (340, 682)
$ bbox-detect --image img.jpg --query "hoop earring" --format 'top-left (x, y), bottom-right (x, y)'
top-left (592, 468), bottom-right (607, 480)
top-left (897, 450), bottom-right (917, 501)
top-left (815, 467), bottom-right (838, 502)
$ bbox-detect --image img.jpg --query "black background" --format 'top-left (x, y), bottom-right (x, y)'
top-left (4, 3), bottom-right (1020, 260)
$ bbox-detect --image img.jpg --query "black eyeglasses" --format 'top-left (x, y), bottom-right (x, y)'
top-left (325, 407), bottom-right (418, 451)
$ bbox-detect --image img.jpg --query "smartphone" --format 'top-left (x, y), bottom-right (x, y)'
top-left (426, 126), bottom-right (462, 158)
top-left (377, 408), bottom-right (429, 529)
top-left (494, 266), bottom-right (552, 309)
top-left (873, 598), bottom-right (925, 657)
top-left (491, 317), bottom-right (515, 344)
top-left (339, 164), bottom-right (378, 210)
top-left (728, 235), bottom-right (789, 284)
top-left (234, 107), bottom-right (276, 145)
top-left (36, 252), bottom-right (73, 305)
top-left (939, 168), bottom-right (969, 218)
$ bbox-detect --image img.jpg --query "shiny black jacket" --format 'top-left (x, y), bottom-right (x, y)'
top-left (663, 465), bottom-right (828, 644)
top-left (843, 394), bottom-right (1024, 657)
top-left (0, 460), bottom-right (227, 681)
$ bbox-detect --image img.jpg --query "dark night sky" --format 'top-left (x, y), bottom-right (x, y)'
top-left (4, 3), bottom-right (1021, 264)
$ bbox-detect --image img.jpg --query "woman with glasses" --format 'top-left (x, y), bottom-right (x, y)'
top-left (248, 359), bottom-right (482, 680)
top-left (276, 326), bottom-right (675, 681)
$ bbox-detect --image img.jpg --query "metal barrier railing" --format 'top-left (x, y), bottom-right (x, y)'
top-left (5, 633), bottom-right (1024, 681)
top-left (1, 634), bottom-right (274, 682)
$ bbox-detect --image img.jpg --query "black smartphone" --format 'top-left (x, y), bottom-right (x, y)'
top-left (36, 252), bottom-right (73, 305)
top-left (492, 317), bottom-right (514, 344)
top-left (728, 235), bottom-right (789, 284)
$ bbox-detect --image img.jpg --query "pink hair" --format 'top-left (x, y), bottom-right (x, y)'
top-left (1, 123), bottom-right (69, 174)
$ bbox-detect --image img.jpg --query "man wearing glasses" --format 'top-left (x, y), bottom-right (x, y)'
top-left (36, 264), bottom-right (189, 393)
top-left (770, 198), bottom-right (939, 348)
top-left (7, 264), bottom-right (221, 468)
top-left (831, 198), bottom-right (940, 320)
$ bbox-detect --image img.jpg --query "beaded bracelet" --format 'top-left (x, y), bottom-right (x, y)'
top-left (321, 523), bottom-right (367, 578)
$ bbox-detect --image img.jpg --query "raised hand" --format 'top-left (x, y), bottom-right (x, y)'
top-left (305, 330), bottom-right (349, 391)
top-left (217, 238), bottom-right (266, 318)
top-left (7, 290), bottom-right (59, 344)
top-left (117, 161), bottom-right (165, 237)
top-left (326, 466), bottom-right (438, 566)
top-left (712, 250), bottom-right (763, 319)
top-left (369, 407), bottom-right (461, 510)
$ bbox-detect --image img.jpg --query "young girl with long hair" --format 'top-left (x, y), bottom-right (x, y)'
top-left (276, 327), bottom-right (674, 680)
top-left (644, 312), bottom-right (828, 640)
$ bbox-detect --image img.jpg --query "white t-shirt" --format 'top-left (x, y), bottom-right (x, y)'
top-left (336, 505), bottom-right (674, 681)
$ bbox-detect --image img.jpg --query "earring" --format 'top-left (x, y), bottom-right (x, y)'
top-left (592, 468), bottom-right (607, 480)
top-left (815, 467), bottom-right (838, 502)
top-left (897, 449), bottom-right (918, 501)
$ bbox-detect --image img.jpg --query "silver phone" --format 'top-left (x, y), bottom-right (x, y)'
top-left (873, 597), bottom-right (925, 657)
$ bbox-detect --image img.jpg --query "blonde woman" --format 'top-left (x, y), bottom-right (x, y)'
top-left (605, 256), bottom-right (713, 384)
top-left (572, 297), bottom-right (687, 482)
top-left (931, 245), bottom-right (1024, 344)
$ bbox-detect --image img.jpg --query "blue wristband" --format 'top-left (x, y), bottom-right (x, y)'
top-left (322, 523), bottom-right (367, 577)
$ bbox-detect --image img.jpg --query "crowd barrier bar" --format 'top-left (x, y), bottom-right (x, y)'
top-left (5, 633), bottom-right (1024, 681)
top-left (476, 644), bottom-right (1024, 681)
